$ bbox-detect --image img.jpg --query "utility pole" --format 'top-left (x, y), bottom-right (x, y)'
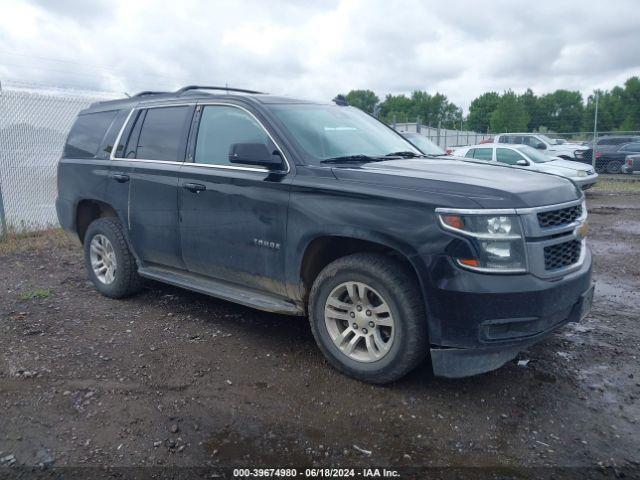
top-left (592, 91), bottom-right (599, 170)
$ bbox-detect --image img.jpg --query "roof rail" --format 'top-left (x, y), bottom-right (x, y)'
top-left (133, 91), bottom-right (171, 97)
top-left (175, 85), bottom-right (264, 96)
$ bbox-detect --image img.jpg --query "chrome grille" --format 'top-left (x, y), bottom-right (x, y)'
top-left (537, 205), bottom-right (582, 228)
top-left (544, 240), bottom-right (581, 271)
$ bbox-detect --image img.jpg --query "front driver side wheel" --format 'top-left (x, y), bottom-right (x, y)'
top-left (309, 253), bottom-right (429, 383)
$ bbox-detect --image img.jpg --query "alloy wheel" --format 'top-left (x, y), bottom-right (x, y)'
top-left (324, 281), bottom-right (395, 362)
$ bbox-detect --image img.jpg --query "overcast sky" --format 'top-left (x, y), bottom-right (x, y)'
top-left (1, 0), bottom-right (639, 110)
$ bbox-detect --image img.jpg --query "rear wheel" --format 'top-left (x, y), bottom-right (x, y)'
top-left (84, 218), bottom-right (142, 298)
top-left (309, 253), bottom-right (428, 384)
top-left (606, 160), bottom-right (622, 174)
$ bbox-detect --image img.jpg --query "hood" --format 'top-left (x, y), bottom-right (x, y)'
top-left (543, 159), bottom-right (593, 175)
top-left (550, 143), bottom-right (588, 152)
top-left (330, 158), bottom-right (581, 209)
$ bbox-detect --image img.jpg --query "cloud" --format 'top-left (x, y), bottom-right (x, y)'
top-left (1, 0), bottom-right (639, 110)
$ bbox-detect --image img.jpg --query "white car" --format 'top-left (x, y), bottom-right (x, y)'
top-left (492, 133), bottom-right (588, 160)
top-left (452, 143), bottom-right (598, 190)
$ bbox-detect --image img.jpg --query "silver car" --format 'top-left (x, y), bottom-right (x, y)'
top-left (452, 143), bottom-right (599, 190)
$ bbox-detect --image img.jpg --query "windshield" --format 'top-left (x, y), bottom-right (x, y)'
top-left (402, 133), bottom-right (445, 155)
top-left (515, 145), bottom-right (552, 163)
top-left (268, 104), bottom-right (420, 163)
top-left (537, 134), bottom-right (557, 145)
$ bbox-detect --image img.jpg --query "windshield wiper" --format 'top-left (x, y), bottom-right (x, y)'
top-left (385, 151), bottom-right (424, 158)
top-left (320, 155), bottom-right (386, 164)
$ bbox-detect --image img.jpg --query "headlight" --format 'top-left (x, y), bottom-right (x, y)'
top-left (437, 212), bottom-right (527, 272)
top-left (577, 170), bottom-right (588, 177)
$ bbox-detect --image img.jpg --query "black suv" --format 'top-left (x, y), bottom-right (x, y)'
top-left (56, 86), bottom-right (594, 383)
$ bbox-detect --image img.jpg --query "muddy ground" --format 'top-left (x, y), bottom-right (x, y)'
top-left (0, 190), bottom-right (639, 478)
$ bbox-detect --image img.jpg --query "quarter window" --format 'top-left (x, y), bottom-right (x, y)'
top-left (465, 148), bottom-right (475, 158)
top-left (64, 110), bottom-right (119, 158)
top-left (496, 148), bottom-right (526, 165)
top-left (135, 106), bottom-right (192, 161)
top-left (195, 106), bottom-right (270, 166)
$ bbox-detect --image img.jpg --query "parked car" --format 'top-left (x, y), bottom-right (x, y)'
top-left (491, 133), bottom-right (588, 160)
top-left (622, 153), bottom-right (640, 174)
top-left (452, 143), bottom-right (598, 189)
top-left (579, 142), bottom-right (640, 173)
top-left (56, 85), bottom-right (593, 384)
top-left (400, 132), bottom-right (446, 156)
top-left (586, 135), bottom-right (640, 149)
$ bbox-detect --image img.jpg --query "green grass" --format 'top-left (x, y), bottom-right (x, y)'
top-left (591, 179), bottom-right (640, 192)
top-left (20, 288), bottom-right (53, 300)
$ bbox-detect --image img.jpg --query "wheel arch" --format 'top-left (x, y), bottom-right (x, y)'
top-left (75, 199), bottom-right (119, 243)
top-left (296, 230), bottom-right (428, 314)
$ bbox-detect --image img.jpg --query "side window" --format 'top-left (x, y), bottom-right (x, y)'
top-left (496, 148), bottom-right (526, 165)
top-left (621, 143), bottom-right (640, 152)
top-left (64, 110), bottom-right (119, 158)
top-left (194, 106), bottom-right (270, 166)
top-left (465, 148), bottom-right (475, 158)
top-left (503, 135), bottom-right (522, 144)
top-left (473, 148), bottom-right (493, 161)
top-left (135, 106), bottom-right (192, 161)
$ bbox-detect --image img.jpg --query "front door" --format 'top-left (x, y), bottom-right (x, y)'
top-left (178, 104), bottom-right (291, 296)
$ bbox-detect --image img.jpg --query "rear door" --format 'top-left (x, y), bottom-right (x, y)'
top-left (117, 104), bottom-right (194, 269)
top-left (178, 103), bottom-right (292, 296)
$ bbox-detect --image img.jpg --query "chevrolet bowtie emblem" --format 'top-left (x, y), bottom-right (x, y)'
top-left (575, 222), bottom-right (589, 241)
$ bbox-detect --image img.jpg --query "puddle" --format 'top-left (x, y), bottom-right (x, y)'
top-left (204, 425), bottom-right (314, 466)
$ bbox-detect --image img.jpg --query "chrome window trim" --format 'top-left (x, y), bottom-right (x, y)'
top-left (109, 103), bottom-right (290, 174)
top-left (194, 102), bottom-right (290, 174)
top-left (110, 108), bottom-right (135, 160)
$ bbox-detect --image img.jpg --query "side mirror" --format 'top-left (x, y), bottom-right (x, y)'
top-left (516, 159), bottom-right (529, 166)
top-left (228, 143), bottom-right (283, 169)
top-left (535, 142), bottom-right (546, 150)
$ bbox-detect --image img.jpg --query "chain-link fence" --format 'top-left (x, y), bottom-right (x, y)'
top-left (0, 84), bottom-right (118, 235)
top-left (393, 122), bottom-right (492, 149)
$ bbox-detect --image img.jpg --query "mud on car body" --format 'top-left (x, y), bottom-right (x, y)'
top-left (56, 86), bottom-right (594, 383)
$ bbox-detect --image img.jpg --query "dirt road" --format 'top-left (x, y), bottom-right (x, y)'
top-left (1, 191), bottom-right (639, 478)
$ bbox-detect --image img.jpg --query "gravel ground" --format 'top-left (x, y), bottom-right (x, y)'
top-left (0, 192), bottom-right (639, 478)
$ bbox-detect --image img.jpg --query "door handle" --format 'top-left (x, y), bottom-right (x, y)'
top-left (183, 182), bottom-right (206, 193)
top-left (110, 172), bottom-right (130, 183)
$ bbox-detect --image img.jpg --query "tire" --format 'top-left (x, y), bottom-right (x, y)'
top-left (83, 217), bottom-right (142, 298)
top-left (606, 160), bottom-right (622, 174)
top-left (308, 253), bottom-right (428, 384)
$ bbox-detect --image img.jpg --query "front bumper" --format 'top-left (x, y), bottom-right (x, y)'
top-left (425, 246), bottom-right (593, 378)
top-left (572, 174), bottom-right (599, 190)
top-left (430, 282), bottom-right (594, 378)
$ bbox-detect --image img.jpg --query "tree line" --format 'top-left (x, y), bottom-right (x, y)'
top-left (340, 76), bottom-right (640, 134)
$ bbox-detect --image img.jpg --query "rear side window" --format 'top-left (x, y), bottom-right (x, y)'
top-left (473, 148), bottom-right (493, 161)
top-left (465, 148), bottom-right (475, 158)
top-left (64, 110), bottom-right (119, 158)
top-left (620, 142), bottom-right (640, 152)
top-left (135, 106), bottom-right (192, 161)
